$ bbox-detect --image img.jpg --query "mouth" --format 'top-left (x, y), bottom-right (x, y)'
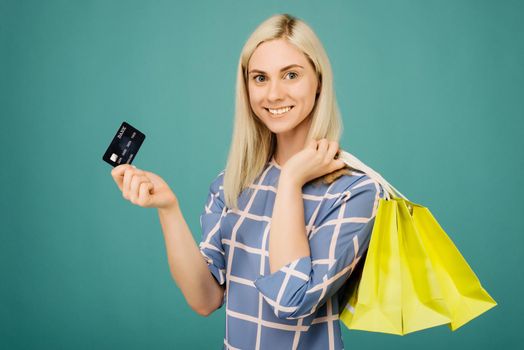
top-left (264, 105), bottom-right (295, 117)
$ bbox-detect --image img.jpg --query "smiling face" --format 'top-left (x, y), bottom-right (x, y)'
top-left (247, 38), bottom-right (320, 135)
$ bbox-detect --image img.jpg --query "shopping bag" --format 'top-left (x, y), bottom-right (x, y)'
top-left (337, 150), bottom-right (497, 335)
top-left (396, 197), bottom-right (453, 333)
top-left (339, 198), bottom-right (404, 335)
top-left (339, 198), bottom-right (453, 335)
top-left (411, 202), bottom-right (497, 331)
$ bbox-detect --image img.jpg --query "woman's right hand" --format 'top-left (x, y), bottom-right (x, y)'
top-left (110, 164), bottom-right (178, 209)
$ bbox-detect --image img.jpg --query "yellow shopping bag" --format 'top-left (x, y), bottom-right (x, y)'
top-left (411, 202), bottom-right (497, 331)
top-left (337, 151), bottom-right (497, 335)
top-left (396, 198), bottom-right (453, 333)
top-left (340, 198), bottom-right (453, 335)
top-left (339, 198), bottom-right (404, 335)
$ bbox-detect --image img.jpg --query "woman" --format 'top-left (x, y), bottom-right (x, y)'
top-left (111, 13), bottom-right (385, 350)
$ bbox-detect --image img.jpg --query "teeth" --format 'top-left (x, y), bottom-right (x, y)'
top-left (268, 106), bottom-right (292, 115)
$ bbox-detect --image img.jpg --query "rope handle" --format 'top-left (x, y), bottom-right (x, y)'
top-left (337, 150), bottom-right (408, 201)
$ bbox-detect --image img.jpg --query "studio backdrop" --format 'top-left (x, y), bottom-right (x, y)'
top-left (1, 0), bottom-right (522, 349)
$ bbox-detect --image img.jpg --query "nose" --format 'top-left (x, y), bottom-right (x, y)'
top-left (267, 79), bottom-right (285, 102)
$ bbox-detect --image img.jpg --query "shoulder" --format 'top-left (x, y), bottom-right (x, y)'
top-left (312, 171), bottom-right (385, 225)
top-left (208, 169), bottom-right (225, 194)
top-left (329, 171), bottom-right (387, 204)
top-left (205, 169), bottom-right (225, 205)
top-left (203, 170), bottom-right (226, 212)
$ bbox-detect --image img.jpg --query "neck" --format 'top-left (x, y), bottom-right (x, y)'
top-left (273, 115), bottom-right (313, 168)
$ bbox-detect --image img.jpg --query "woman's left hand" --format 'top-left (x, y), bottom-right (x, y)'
top-left (281, 138), bottom-right (347, 187)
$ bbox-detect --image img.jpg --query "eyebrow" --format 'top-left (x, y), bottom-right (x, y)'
top-left (248, 64), bottom-right (304, 75)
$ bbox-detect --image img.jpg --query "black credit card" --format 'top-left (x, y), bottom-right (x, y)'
top-left (102, 121), bottom-right (146, 167)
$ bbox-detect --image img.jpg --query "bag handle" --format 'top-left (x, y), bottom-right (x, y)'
top-left (338, 150), bottom-right (408, 201)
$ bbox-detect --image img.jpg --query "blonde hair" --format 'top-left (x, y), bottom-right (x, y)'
top-left (223, 13), bottom-right (354, 210)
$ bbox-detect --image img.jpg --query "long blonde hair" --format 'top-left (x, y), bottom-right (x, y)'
top-left (223, 13), bottom-right (353, 210)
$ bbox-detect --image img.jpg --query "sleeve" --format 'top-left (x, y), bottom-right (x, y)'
top-left (198, 172), bottom-right (227, 309)
top-left (253, 174), bottom-right (386, 325)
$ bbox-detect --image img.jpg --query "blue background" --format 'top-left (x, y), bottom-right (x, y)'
top-left (1, 0), bottom-right (522, 348)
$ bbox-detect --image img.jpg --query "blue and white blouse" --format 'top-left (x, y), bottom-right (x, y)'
top-left (199, 157), bottom-right (385, 349)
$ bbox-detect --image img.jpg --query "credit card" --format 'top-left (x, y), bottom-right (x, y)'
top-left (102, 121), bottom-right (146, 167)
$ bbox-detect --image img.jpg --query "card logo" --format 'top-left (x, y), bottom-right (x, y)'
top-left (117, 126), bottom-right (127, 139)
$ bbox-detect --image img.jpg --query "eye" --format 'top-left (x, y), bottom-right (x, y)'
top-left (253, 75), bottom-right (266, 83)
top-left (286, 71), bottom-right (298, 79)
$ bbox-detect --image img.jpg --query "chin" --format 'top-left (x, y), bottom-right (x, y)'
top-left (266, 120), bottom-right (302, 134)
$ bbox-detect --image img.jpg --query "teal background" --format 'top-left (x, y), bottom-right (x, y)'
top-left (1, 0), bottom-right (522, 349)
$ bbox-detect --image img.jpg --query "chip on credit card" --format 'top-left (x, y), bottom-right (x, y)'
top-left (102, 121), bottom-right (145, 167)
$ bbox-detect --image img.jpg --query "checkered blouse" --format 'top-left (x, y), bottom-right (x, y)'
top-left (199, 157), bottom-right (385, 349)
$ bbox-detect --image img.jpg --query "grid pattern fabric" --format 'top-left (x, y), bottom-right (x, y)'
top-left (199, 157), bottom-right (385, 349)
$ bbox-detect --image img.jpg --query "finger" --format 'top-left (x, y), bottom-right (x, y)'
top-left (111, 164), bottom-right (132, 177)
top-left (111, 164), bottom-right (134, 191)
top-left (327, 142), bottom-right (345, 171)
top-left (333, 158), bottom-right (346, 170)
top-left (137, 182), bottom-right (154, 207)
top-left (317, 138), bottom-right (329, 156)
top-left (124, 168), bottom-right (147, 200)
top-left (326, 141), bottom-right (339, 161)
top-left (130, 175), bottom-right (149, 203)
top-left (133, 175), bottom-right (151, 203)
top-left (122, 167), bottom-right (136, 199)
